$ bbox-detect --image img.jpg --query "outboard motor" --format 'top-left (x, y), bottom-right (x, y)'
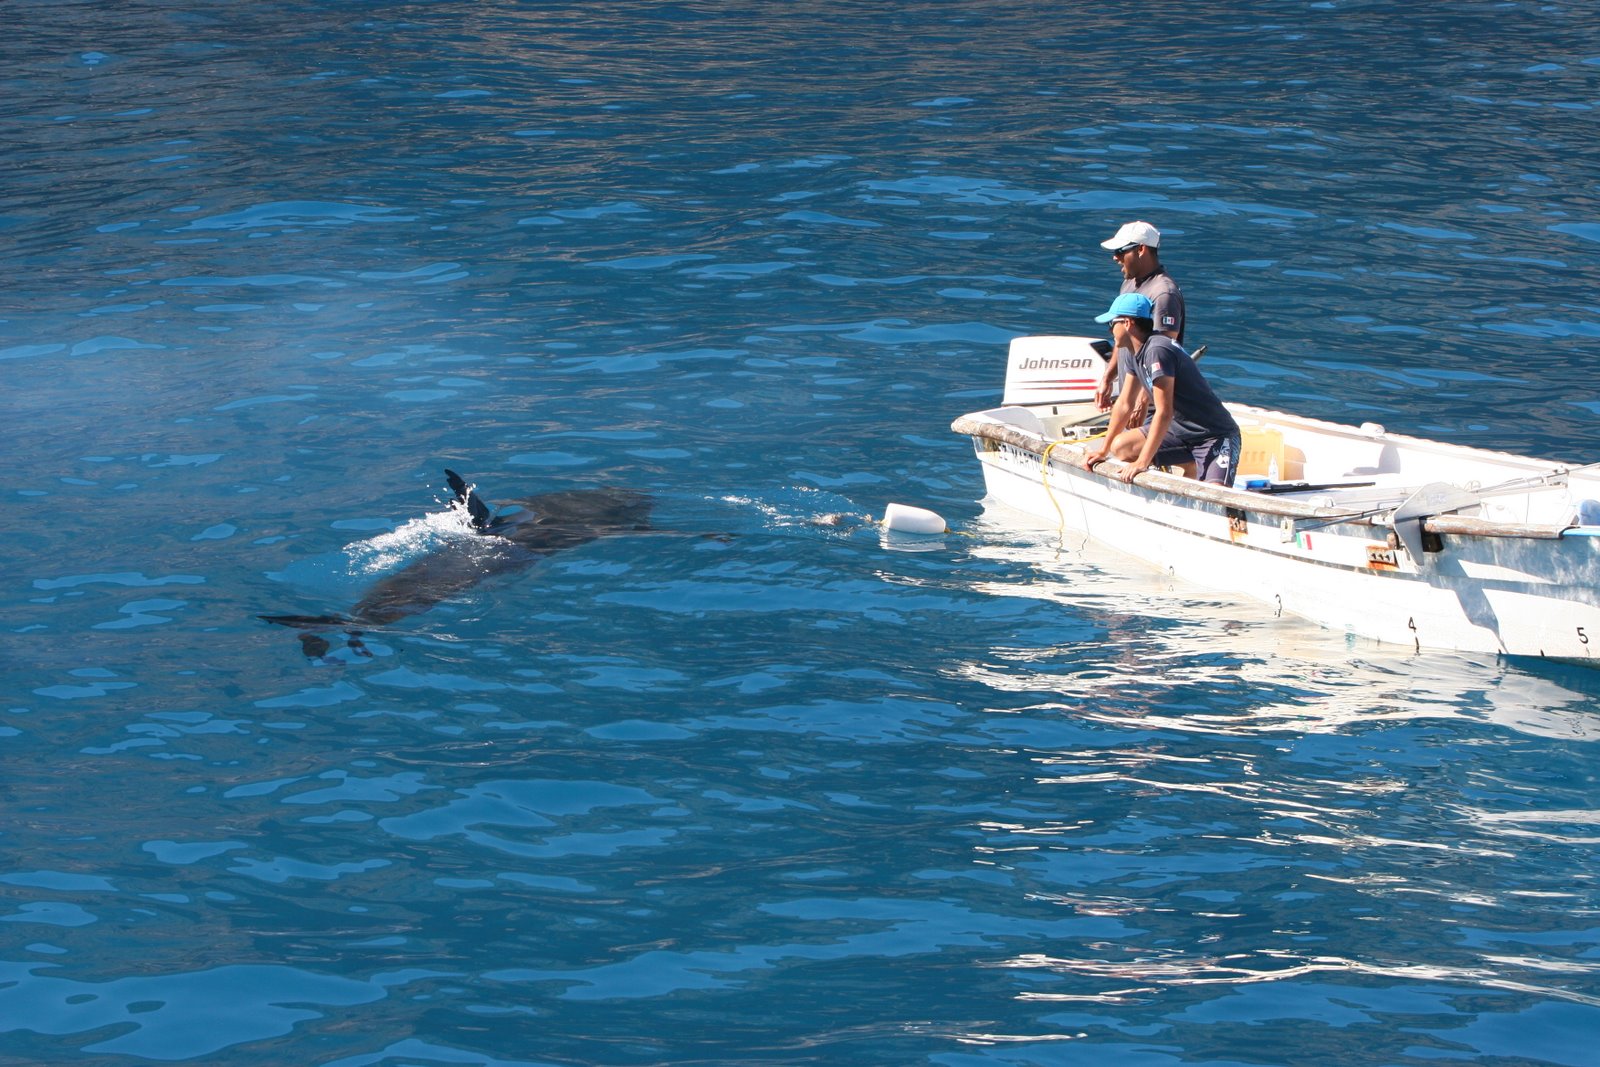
top-left (1002, 335), bottom-right (1112, 406)
top-left (999, 335), bottom-right (1113, 435)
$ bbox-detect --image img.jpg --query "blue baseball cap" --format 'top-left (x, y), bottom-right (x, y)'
top-left (1093, 292), bottom-right (1154, 323)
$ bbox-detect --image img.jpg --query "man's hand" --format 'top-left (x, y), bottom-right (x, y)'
top-left (1093, 360), bottom-right (1120, 411)
top-left (1118, 459), bottom-right (1149, 483)
top-left (1083, 446), bottom-right (1109, 470)
top-left (1094, 384), bottom-right (1112, 411)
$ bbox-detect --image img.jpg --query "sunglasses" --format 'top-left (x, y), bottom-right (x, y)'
top-left (1112, 244), bottom-right (1140, 258)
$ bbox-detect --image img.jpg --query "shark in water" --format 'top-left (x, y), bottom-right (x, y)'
top-left (262, 470), bottom-right (653, 658)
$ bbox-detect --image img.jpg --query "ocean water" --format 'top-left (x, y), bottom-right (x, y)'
top-left (4, 2), bottom-right (1600, 1064)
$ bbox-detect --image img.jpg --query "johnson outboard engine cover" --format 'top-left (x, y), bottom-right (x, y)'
top-left (1001, 335), bottom-right (1112, 407)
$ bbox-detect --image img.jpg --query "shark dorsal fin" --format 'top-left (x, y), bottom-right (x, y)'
top-left (444, 469), bottom-right (494, 531)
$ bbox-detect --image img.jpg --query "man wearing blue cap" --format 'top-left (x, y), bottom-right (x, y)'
top-left (1083, 292), bottom-right (1239, 485)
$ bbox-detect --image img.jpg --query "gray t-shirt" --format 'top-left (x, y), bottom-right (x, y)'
top-left (1108, 268), bottom-right (1185, 381)
top-left (1120, 267), bottom-right (1184, 342)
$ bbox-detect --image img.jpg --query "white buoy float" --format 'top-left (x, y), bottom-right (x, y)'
top-left (880, 502), bottom-right (947, 535)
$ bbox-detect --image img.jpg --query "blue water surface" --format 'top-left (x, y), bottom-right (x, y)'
top-left (5, 2), bottom-right (1600, 1064)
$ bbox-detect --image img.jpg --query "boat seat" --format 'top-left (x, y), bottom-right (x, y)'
top-left (1342, 442), bottom-right (1401, 478)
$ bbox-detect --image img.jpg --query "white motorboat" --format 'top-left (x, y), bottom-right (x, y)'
top-left (951, 335), bottom-right (1600, 662)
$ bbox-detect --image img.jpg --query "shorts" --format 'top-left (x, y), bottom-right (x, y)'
top-left (1153, 431), bottom-right (1241, 486)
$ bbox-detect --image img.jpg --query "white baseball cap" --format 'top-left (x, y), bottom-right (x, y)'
top-left (1100, 220), bottom-right (1161, 251)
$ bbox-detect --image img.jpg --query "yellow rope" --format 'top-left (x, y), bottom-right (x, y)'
top-left (1039, 440), bottom-right (1068, 533)
top-left (1035, 429), bottom-right (1111, 539)
top-left (863, 428), bottom-right (1110, 541)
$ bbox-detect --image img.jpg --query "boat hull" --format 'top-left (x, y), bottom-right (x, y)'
top-left (957, 406), bottom-right (1600, 663)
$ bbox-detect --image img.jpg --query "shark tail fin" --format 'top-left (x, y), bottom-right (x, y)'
top-left (444, 469), bottom-right (493, 531)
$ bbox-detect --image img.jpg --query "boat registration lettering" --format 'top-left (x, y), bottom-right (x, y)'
top-left (1366, 543), bottom-right (1400, 571)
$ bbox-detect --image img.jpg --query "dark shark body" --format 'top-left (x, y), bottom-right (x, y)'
top-left (263, 470), bottom-right (652, 655)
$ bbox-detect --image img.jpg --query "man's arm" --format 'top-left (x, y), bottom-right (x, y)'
top-left (1085, 370), bottom-right (1141, 468)
top-left (1096, 347), bottom-right (1146, 412)
top-left (1093, 355), bottom-right (1120, 411)
top-left (1119, 377), bottom-right (1174, 483)
top-left (1150, 289), bottom-right (1183, 342)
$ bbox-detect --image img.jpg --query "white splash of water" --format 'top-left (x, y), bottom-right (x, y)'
top-left (342, 496), bottom-right (478, 576)
top-left (720, 494), bottom-right (794, 524)
top-left (721, 492), bottom-right (871, 530)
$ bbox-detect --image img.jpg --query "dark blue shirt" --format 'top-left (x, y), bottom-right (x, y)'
top-left (1122, 335), bottom-right (1237, 444)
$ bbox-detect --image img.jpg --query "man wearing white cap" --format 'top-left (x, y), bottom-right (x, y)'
top-left (1092, 220), bottom-right (1185, 412)
top-left (1083, 292), bottom-right (1237, 486)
